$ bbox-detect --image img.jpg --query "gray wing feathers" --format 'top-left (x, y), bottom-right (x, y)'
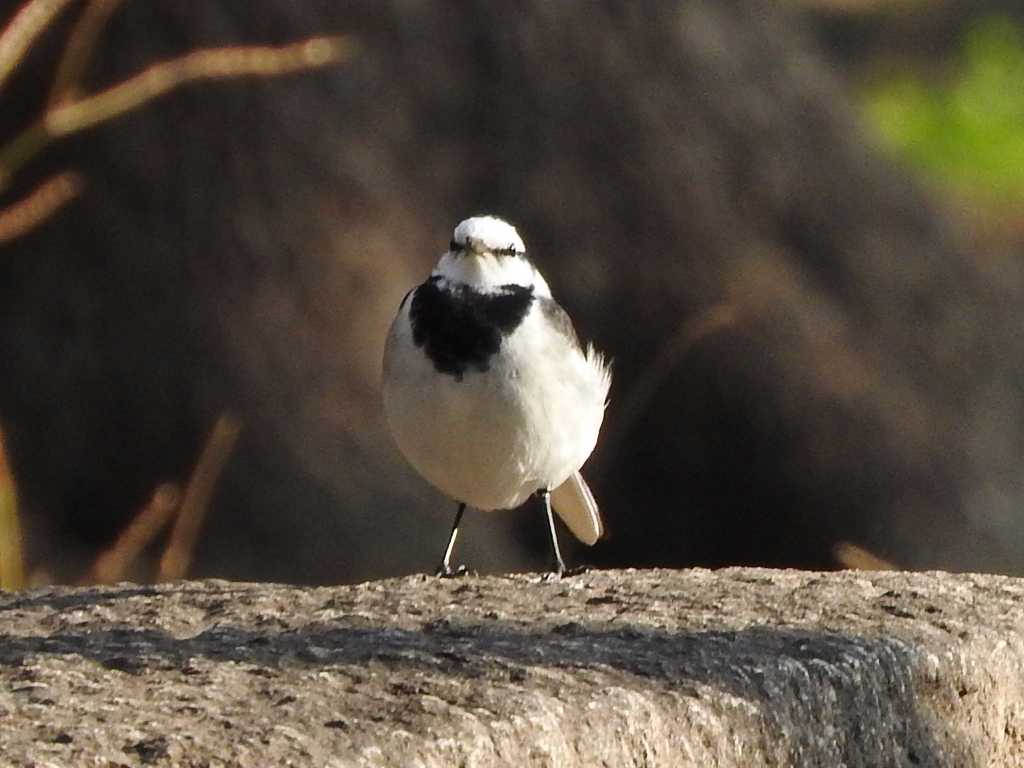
top-left (538, 297), bottom-right (581, 351)
top-left (551, 470), bottom-right (604, 545)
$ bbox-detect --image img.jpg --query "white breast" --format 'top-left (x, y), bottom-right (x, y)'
top-left (382, 297), bottom-right (610, 511)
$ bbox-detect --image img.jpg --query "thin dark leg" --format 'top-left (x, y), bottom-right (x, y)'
top-left (539, 489), bottom-right (567, 577)
top-left (435, 502), bottom-right (467, 577)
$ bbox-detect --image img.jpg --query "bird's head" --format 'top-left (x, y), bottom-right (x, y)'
top-left (449, 216), bottom-right (526, 258)
top-left (435, 215), bottom-right (550, 296)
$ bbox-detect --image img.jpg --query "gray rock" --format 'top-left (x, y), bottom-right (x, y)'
top-left (0, 568), bottom-right (1021, 766)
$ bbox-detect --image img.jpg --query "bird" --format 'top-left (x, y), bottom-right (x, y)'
top-left (382, 215), bottom-right (611, 577)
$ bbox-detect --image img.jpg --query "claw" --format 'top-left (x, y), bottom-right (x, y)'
top-left (435, 563), bottom-right (469, 578)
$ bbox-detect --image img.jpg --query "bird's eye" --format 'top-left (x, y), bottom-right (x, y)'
top-left (497, 244), bottom-right (520, 256)
top-left (450, 240), bottom-right (465, 252)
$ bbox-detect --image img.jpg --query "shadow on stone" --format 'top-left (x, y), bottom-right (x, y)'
top-left (0, 615), bottom-right (969, 765)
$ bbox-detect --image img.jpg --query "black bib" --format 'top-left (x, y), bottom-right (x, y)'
top-left (409, 277), bottom-right (535, 380)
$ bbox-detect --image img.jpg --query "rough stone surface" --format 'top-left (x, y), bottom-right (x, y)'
top-left (0, 568), bottom-right (1021, 767)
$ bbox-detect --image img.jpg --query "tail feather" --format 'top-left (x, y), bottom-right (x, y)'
top-left (551, 471), bottom-right (603, 545)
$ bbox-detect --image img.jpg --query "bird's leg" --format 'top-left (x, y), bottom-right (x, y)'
top-left (538, 489), bottom-right (567, 578)
top-left (435, 502), bottom-right (468, 577)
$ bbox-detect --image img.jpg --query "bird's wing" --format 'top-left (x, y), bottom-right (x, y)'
top-left (551, 470), bottom-right (604, 545)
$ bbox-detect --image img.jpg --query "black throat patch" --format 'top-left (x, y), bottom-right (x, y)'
top-left (409, 277), bottom-right (535, 379)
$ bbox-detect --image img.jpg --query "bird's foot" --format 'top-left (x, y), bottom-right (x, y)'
top-left (542, 564), bottom-right (588, 581)
top-left (561, 564), bottom-right (589, 578)
top-left (434, 562), bottom-right (470, 578)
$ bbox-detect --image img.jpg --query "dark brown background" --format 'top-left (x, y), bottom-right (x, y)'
top-left (2, 1), bottom-right (1022, 584)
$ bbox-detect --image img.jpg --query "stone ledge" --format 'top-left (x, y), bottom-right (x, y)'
top-left (0, 568), bottom-right (1021, 766)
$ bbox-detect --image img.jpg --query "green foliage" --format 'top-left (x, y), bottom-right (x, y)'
top-left (863, 16), bottom-right (1024, 204)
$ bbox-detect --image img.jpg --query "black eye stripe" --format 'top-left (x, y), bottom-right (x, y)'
top-left (449, 239), bottom-right (522, 256)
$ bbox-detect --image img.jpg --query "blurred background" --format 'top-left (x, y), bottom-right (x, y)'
top-left (1, 0), bottom-right (1023, 587)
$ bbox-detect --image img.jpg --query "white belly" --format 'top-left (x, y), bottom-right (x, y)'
top-left (382, 301), bottom-right (609, 511)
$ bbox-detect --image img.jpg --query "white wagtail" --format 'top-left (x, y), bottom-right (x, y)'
top-left (382, 215), bottom-right (611, 576)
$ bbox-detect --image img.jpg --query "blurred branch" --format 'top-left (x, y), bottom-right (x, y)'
top-left (0, 0), bottom-right (77, 94)
top-left (87, 411), bottom-right (245, 585)
top-left (86, 482), bottom-right (180, 584)
top-left (0, 33), bottom-right (356, 194)
top-left (47, 35), bottom-right (352, 137)
top-left (833, 541), bottom-right (897, 571)
top-left (610, 302), bottom-right (738, 448)
top-left (0, 171), bottom-right (81, 243)
top-left (158, 412), bottom-right (242, 581)
top-left (47, 0), bottom-right (124, 107)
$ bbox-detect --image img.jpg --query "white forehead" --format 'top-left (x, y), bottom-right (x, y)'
top-left (452, 216), bottom-right (525, 253)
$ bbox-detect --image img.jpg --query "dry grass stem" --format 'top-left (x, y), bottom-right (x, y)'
top-left (833, 541), bottom-right (897, 571)
top-left (0, 171), bottom-right (82, 243)
top-left (158, 412), bottom-right (243, 581)
top-left (0, 0), bottom-right (78, 94)
top-left (0, 429), bottom-right (24, 590)
top-left (85, 483), bottom-right (181, 584)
